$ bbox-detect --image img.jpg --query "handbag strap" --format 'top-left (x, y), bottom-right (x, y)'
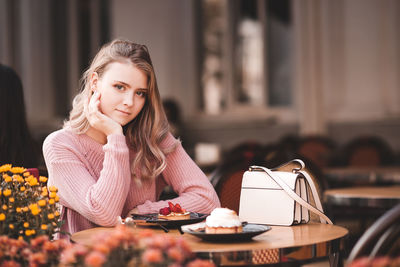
top-left (250, 165), bottom-right (333, 224)
top-left (297, 169), bottom-right (331, 224)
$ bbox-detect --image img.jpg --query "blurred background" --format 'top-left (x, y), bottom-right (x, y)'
top-left (1, 0), bottom-right (399, 165)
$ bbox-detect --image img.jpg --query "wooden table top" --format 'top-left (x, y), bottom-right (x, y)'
top-left (324, 185), bottom-right (400, 208)
top-left (324, 167), bottom-right (400, 185)
top-left (71, 223), bottom-right (348, 265)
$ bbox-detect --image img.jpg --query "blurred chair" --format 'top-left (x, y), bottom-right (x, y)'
top-left (26, 168), bottom-right (39, 178)
top-left (296, 135), bottom-right (337, 169)
top-left (269, 135), bottom-right (330, 192)
top-left (340, 136), bottom-right (395, 167)
top-left (263, 141), bottom-right (329, 201)
top-left (347, 203), bottom-right (400, 262)
top-left (209, 141), bottom-right (265, 213)
top-left (163, 98), bottom-right (183, 139)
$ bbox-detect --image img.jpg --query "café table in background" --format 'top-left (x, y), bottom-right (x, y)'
top-left (324, 167), bottom-right (400, 188)
top-left (71, 223), bottom-right (348, 267)
top-left (323, 185), bottom-right (400, 251)
top-left (324, 185), bottom-right (400, 209)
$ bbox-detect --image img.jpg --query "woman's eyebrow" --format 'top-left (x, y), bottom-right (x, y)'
top-left (114, 80), bottom-right (148, 90)
top-left (114, 80), bottom-right (131, 87)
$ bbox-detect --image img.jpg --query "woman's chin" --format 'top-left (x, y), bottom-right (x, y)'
top-left (109, 116), bottom-right (130, 127)
top-left (118, 119), bottom-right (133, 127)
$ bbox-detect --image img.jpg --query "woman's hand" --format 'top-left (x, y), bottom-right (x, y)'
top-left (85, 91), bottom-right (123, 136)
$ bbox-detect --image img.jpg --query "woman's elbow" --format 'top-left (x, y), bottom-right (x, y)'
top-left (97, 217), bottom-right (118, 227)
top-left (86, 200), bottom-right (121, 226)
top-left (202, 193), bottom-right (221, 213)
top-left (90, 211), bottom-right (119, 227)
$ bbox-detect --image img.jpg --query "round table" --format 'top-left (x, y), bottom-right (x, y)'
top-left (71, 223), bottom-right (348, 266)
top-left (324, 167), bottom-right (400, 186)
top-left (324, 185), bottom-right (400, 208)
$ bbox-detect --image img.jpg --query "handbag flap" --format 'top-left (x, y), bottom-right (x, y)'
top-left (240, 170), bottom-right (298, 226)
top-left (242, 170), bottom-right (298, 190)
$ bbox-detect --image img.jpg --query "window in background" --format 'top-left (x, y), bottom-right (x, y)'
top-left (199, 0), bottom-right (226, 115)
top-left (0, 0), bottom-right (109, 139)
top-left (199, 0), bottom-right (293, 121)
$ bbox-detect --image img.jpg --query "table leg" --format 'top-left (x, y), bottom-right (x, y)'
top-left (329, 252), bottom-right (343, 267)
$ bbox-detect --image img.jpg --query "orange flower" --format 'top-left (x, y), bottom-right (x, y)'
top-left (168, 247), bottom-right (184, 263)
top-left (28, 178), bottom-right (38, 186)
top-left (10, 167), bottom-right (26, 174)
top-left (12, 174), bottom-right (23, 182)
top-left (3, 189), bottom-right (11, 197)
top-left (93, 243), bottom-right (110, 255)
top-left (43, 240), bottom-right (58, 252)
top-left (48, 186), bottom-right (58, 192)
top-left (137, 228), bottom-right (154, 238)
top-left (84, 251), bottom-right (106, 267)
top-left (142, 248), bottom-right (163, 263)
top-left (38, 200), bottom-right (46, 206)
top-left (29, 252), bottom-right (47, 265)
top-left (0, 164), bottom-right (12, 172)
top-left (187, 259), bottom-right (217, 267)
top-left (4, 175), bottom-right (12, 183)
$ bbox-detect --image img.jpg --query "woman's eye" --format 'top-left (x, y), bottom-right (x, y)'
top-left (136, 91), bottom-right (146, 97)
top-left (115, 84), bottom-right (124, 90)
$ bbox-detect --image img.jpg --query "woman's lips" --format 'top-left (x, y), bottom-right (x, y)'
top-left (116, 109), bottom-right (131, 116)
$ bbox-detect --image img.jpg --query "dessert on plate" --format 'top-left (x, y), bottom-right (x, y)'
top-left (158, 201), bottom-right (190, 220)
top-left (205, 207), bottom-right (243, 233)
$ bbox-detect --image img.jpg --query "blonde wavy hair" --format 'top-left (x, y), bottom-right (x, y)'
top-left (64, 39), bottom-right (174, 180)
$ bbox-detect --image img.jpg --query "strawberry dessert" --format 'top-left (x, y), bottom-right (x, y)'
top-left (158, 202), bottom-right (190, 220)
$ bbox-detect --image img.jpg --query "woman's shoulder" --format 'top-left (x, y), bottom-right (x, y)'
top-left (44, 128), bottom-right (77, 144)
top-left (42, 129), bottom-right (90, 163)
top-left (160, 132), bottom-right (181, 150)
top-left (43, 128), bottom-right (81, 151)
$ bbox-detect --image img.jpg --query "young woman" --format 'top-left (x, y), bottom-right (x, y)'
top-left (0, 64), bottom-right (40, 168)
top-left (43, 39), bottom-right (220, 236)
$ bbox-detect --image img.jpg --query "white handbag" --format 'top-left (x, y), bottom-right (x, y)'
top-left (238, 159), bottom-right (332, 226)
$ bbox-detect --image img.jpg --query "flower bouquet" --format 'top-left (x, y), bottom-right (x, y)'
top-left (1, 225), bottom-right (216, 267)
top-left (0, 164), bottom-right (62, 241)
top-left (347, 256), bottom-right (400, 267)
top-left (58, 224), bottom-right (215, 267)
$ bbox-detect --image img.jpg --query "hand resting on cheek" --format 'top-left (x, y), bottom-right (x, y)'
top-left (85, 90), bottom-right (123, 136)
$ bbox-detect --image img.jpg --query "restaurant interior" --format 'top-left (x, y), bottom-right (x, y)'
top-left (1, 0), bottom-right (399, 266)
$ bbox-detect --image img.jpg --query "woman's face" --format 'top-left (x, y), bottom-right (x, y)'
top-left (92, 61), bottom-right (148, 126)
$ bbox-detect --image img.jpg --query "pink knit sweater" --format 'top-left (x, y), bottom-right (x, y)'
top-left (43, 129), bottom-right (220, 237)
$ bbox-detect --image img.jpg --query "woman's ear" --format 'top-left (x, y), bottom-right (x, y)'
top-left (90, 72), bottom-right (99, 94)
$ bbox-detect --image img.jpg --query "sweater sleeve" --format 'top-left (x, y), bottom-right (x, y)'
top-left (43, 132), bottom-right (131, 226)
top-left (136, 133), bottom-right (221, 214)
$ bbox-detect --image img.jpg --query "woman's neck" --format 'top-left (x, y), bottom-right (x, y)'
top-left (86, 127), bottom-right (107, 145)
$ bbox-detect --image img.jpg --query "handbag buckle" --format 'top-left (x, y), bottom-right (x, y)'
top-left (248, 166), bottom-right (264, 172)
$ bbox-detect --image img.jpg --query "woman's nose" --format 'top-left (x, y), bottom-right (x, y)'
top-left (123, 91), bottom-right (134, 106)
